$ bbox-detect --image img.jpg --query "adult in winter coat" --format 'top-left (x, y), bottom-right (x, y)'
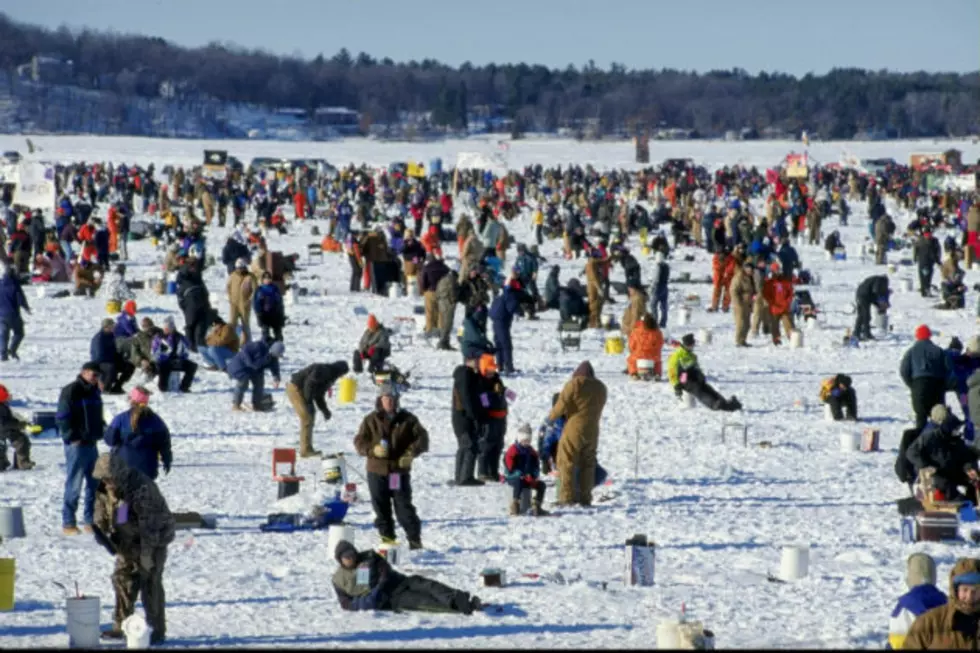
top-left (853, 275), bottom-right (891, 341)
top-left (503, 424), bottom-right (549, 516)
top-left (558, 278), bottom-right (589, 325)
top-left (585, 251), bottom-right (604, 328)
top-left (57, 361), bottom-right (105, 534)
top-left (221, 234), bottom-right (250, 275)
top-left (177, 273), bottom-right (211, 354)
top-left (103, 386), bottom-right (172, 481)
top-left (627, 314), bottom-right (664, 378)
top-left (91, 453), bottom-right (175, 645)
top-left (819, 374), bottom-right (857, 421)
top-left (353, 382), bottom-right (429, 548)
top-left (459, 232), bottom-right (484, 279)
top-left (906, 404), bottom-right (978, 504)
top-left (151, 317), bottom-right (197, 393)
top-left (513, 244), bottom-right (540, 318)
top-left (0, 383), bottom-right (34, 470)
top-left (451, 357), bottom-right (486, 486)
top-left (332, 540), bottom-right (482, 614)
top-left (900, 324), bottom-right (953, 429)
top-left (543, 265), bottom-right (561, 310)
top-left (874, 213), bottom-right (895, 265)
top-left (127, 318), bottom-right (161, 381)
top-left (914, 228), bottom-right (942, 297)
top-left (226, 258), bottom-right (256, 343)
top-left (648, 252), bottom-right (670, 328)
top-left (400, 230), bottom-right (427, 295)
top-left (489, 279), bottom-right (525, 374)
top-left (761, 266), bottom-right (795, 345)
top-left (353, 314), bottom-right (391, 374)
top-left (0, 262), bottom-right (29, 361)
top-left (253, 272), bottom-right (285, 343)
top-left (886, 553), bottom-right (947, 650)
top-left (90, 318), bottom-right (134, 394)
top-left (225, 340), bottom-right (284, 412)
top-left (903, 557), bottom-right (980, 649)
top-left (476, 354), bottom-right (508, 481)
top-left (547, 361), bottom-right (607, 506)
top-left (200, 314), bottom-right (240, 371)
top-left (620, 285), bottom-right (648, 338)
top-left (435, 268), bottom-right (458, 351)
top-left (729, 258), bottom-right (756, 347)
top-left (460, 304), bottom-right (494, 361)
top-left (420, 254), bottom-right (449, 334)
top-left (667, 333), bottom-right (742, 412)
top-left (285, 361), bottom-right (349, 458)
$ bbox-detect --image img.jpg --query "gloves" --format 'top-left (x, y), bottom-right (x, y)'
top-left (372, 444), bottom-right (388, 458)
top-left (367, 347), bottom-right (376, 357)
top-left (674, 385), bottom-right (683, 399)
top-left (830, 388), bottom-right (841, 398)
top-left (523, 474), bottom-right (535, 485)
top-left (397, 453), bottom-right (413, 469)
top-left (322, 408), bottom-right (332, 421)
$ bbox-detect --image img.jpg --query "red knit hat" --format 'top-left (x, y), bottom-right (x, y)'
top-left (915, 324), bottom-right (932, 341)
top-left (367, 314), bottom-right (379, 330)
top-left (123, 300), bottom-right (137, 316)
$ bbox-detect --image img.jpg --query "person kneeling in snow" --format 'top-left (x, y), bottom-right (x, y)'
top-left (0, 383), bottom-right (35, 470)
top-left (819, 374), bottom-right (857, 421)
top-left (667, 333), bottom-right (741, 412)
top-left (332, 540), bottom-right (483, 614)
top-left (503, 424), bottom-right (549, 516)
top-left (886, 553), bottom-right (947, 649)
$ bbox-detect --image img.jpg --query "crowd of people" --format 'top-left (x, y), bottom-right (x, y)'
top-left (1, 150), bottom-right (979, 647)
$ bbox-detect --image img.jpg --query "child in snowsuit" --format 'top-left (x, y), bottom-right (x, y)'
top-left (503, 424), bottom-right (549, 516)
top-left (0, 383), bottom-right (35, 470)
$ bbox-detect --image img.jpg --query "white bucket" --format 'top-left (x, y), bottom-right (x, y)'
top-left (637, 359), bottom-right (655, 374)
top-left (900, 278), bottom-right (914, 293)
top-left (35, 286), bottom-right (46, 299)
top-left (824, 250), bottom-right (833, 261)
top-left (823, 404), bottom-right (835, 422)
top-left (656, 621), bottom-right (683, 649)
top-left (322, 456), bottom-right (346, 484)
top-left (0, 506), bottom-right (26, 538)
top-left (810, 273), bottom-right (820, 287)
top-left (698, 328), bottom-right (712, 344)
top-left (677, 306), bottom-right (692, 326)
top-left (840, 431), bottom-right (861, 452)
top-left (806, 317), bottom-right (819, 331)
top-left (285, 286), bottom-right (298, 306)
top-left (122, 613), bottom-right (152, 649)
top-left (388, 283), bottom-right (403, 299)
top-left (327, 523), bottom-right (355, 559)
top-left (874, 312), bottom-right (888, 333)
top-left (789, 330), bottom-right (803, 349)
top-left (601, 314), bottom-right (613, 329)
top-left (167, 373), bottom-right (182, 393)
top-left (65, 596), bottom-right (101, 648)
top-left (973, 262), bottom-right (980, 273)
top-left (378, 543), bottom-right (404, 566)
top-left (406, 277), bottom-right (419, 298)
top-left (680, 391), bottom-right (696, 409)
top-left (779, 544), bottom-right (810, 581)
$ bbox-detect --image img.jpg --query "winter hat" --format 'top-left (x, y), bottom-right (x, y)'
top-left (235, 257), bottom-right (248, 269)
top-left (91, 453), bottom-right (113, 482)
top-left (129, 386), bottom-right (152, 405)
top-left (82, 361), bottom-right (102, 375)
top-left (269, 342), bottom-right (286, 358)
top-left (377, 381), bottom-right (399, 399)
top-left (0, 384), bottom-right (10, 403)
top-left (915, 324), bottom-right (932, 341)
top-left (163, 316), bottom-right (176, 330)
top-left (478, 353), bottom-right (498, 376)
top-left (906, 553), bottom-right (937, 589)
top-left (334, 539), bottom-right (358, 565)
top-left (930, 404), bottom-right (948, 424)
top-left (123, 300), bottom-right (137, 316)
top-left (682, 333), bottom-right (696, 348)
top-left (517, 423), bottom-right (533, 443)
top-left (966, 336), bottom-right (980, 356)
top-left (102, 318), bottom-right (115, 329)
top-left (367, 314), bottom-right (379, 330)
top-left (573, 360), bottom-right (595, 378)
top-left (949, 337), bottom-right (964, 353)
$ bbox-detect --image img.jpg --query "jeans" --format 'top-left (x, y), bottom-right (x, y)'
top-left (200, 346), bottom-right (234, 370)
top-left (650, 293), bottom-right (668, 328)
top-left (233, 371), bottom-right (265, 407)
top-left (63, 442), bottom-right (99, 527)
top-left (60, 239), bottom-right (73, 260)
top-left (0, 314), bottom-right (25, 358)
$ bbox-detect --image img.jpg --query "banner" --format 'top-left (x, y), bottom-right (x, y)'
top-left (202, 150), bottom-right (228, 180)
top-left (406, 161), bottom-right (426, 178)
top-left (785, 153), bottom-right (808, 179)
top-left (14, 162), bottom-right (55, 213)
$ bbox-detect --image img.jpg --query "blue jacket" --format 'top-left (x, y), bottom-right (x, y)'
top-left (513, 252), bottom-right (538, 283)
top-left (539, 416), bottom-right (607, 486)
top-left (489, 286), bottom-right (523, 331)
top-left (900, 340), bottom-right (953, 387)
top-left (90, 330), bottom-right (117, 364)
top-left (887, 584), bottom-right (948, 649)
top-left (253, 284), bottom-right (283, 318)
top-left (56, 376), bottom-right (104, 445)
top-left (103, 409), bottom-right (172, 480)
top-left (0, 273), bottom-right (28, 320)
top-left (225, 340), bottom-right (281, 382)
top-left (114, 313), bottom-right (138, 339)
top-left (152, 331), bottom-right (189, 363)
top-left (503, 441), bottom-right (540, 481)
top-left (777, 244), bottom-right (800, 273)
top-left (461, 312), bottom-right (494, 360)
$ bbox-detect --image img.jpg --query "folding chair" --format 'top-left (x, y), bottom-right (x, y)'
top-left (272, 448), bottom-right (305, 499)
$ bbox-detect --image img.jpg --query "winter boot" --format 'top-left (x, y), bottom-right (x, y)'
top-left (101, 629), bottom-right (124, 641)
top-left (408, 538), bottom-right (423, 551)
top-left (509, 499), bottom-right (521, 516)
top-left (299, 448), bottom-right (322, 458)
top-left (531, 501), bottom-right (550, 517)
top-left (381, 536), bottom-right (398, 546)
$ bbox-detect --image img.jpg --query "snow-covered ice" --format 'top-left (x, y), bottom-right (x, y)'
top-left (1, 136), bottom-right (980, 648)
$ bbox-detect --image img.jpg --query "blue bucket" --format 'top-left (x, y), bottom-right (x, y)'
top-left (429, 158), bottom-right (443, 175)
top-left (833, 252), bottom-right (847, 261)
top-left (166, 281), bottom-right (177, 294)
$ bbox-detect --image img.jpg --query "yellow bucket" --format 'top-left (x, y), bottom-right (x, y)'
top-left (106, 300), bottom-right (121, 315)
top-left (639, 227), bottom-right (648, 243)
top-left (0, 558), bottom-right (14, 611)
top-left (337, 376), bottom-right (357, 404)
top-left (641, 246), bottom-right (651, 257)
top-left (150, 237), bottom-right (159, 247)
top-left (604, 335), bottom-right (624, 354)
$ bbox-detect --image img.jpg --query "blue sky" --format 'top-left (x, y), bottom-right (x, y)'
top-left (5, 0), bottom-right (979, 76)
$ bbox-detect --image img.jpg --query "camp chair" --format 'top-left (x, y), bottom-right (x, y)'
top-left (558, 319), bottom-right (585, 352)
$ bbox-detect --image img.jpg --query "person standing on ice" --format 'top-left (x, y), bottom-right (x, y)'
top-left (886, 553), bottom-right (947, 649)
top-left (489, 275), bottom-right (526, 375)
top-left (0, 261), bottom-right (29, 361)
top-left (353, 382), bottom-right (428, 550)
top-left (103, 386), bottom-right (172, 481)
top-left (547, 361), bottom-right (607, 506)
top-left (332, 540), bottom-right (482, 614)
top-left (667, 334), bottom-right (742, 412)
top-left (900, 325), bottom-right (953, 429)
top-left (647, 251), bottom-right (670, 328)
top-left (57, 361), bottom-right (105, 535)
top-left (914, 227), bottom-right (941, 298)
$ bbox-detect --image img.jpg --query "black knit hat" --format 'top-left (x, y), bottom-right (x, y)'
top-left (681, 334), bottom-right (696, 348)
top-left (334, 540), bottom-right (357, 565)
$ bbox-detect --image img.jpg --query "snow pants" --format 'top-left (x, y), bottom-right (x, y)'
top-left (388, 575), bottom-right (473, 614)
top-left (367, 471), bottom-right (421, 543)
top-left (909, 377), bottom-right (946, 430)
top-left (826, 388), bottom-right (858, 420)
top-left (682, 374), bottom-right (735, 412)
top-left (454, 425), bottom-right (479, 484)
top-left (477, 420), bottom-right (505, 480)
top-left (112, 546), bottom-right (167, 637)
top-left (557, 436), bottom-right (596, 506)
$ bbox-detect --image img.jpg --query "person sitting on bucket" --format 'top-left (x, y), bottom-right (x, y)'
top-left (332, 540), bottom-right (484, 614)
top-left (819, 374), bottom-right (857, 421)
top-left (667, 333), bottom-right (742, 412)
top-left (502, 423), bottom-right (549, 517)
top-left (886, 553), bottom-right (947, 649)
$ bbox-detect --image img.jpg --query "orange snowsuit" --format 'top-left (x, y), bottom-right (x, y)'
top-left (293, 191), bottom-right (307, 220)
top-left (762, 276), bottom-right (796, 343)
top-left (627, 321), bottom-right (664, 376)
top-left (710, 252), bottom-right (736, 310)
top-left (77, 223), bottom-right (95, 244)
top-left (107, 205), bottom-right (120, 254)
top-left (421, 227), bottom-right (442, 259)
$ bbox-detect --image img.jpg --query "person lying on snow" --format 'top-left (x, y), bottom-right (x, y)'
top-left (503, 424), bottom-right (549, 516)
top-left (667, 333), bottom-right (741, 412)
top-left (819, 374), bottom-right (857, 421)
top-left (906, 404), bottom-right (979, 505)
top-left (332, 540), bottom-right (484, 615)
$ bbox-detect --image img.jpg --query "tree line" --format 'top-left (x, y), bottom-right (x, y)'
top-left (0, 12), bottom-right (977, 139)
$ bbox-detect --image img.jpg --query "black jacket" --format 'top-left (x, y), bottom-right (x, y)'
top-left (543, 266), bottom-right (560, 309)
top-left (558, 286), bottom-right (588, 320)
top-left (855, 275), bottom-right (890, 306)
top-left (289, 362), bottom-right (350, 414)
top-left (451, 364), bottom-right (485, 435)
top-left (906, 417), bottom-right (975, 478)
top-left (221, 238), bottom-right (251, 274)
top-left (56, 376), bottom-right (105, 445)
top-left (420, 259), bottom-right (449, 294)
